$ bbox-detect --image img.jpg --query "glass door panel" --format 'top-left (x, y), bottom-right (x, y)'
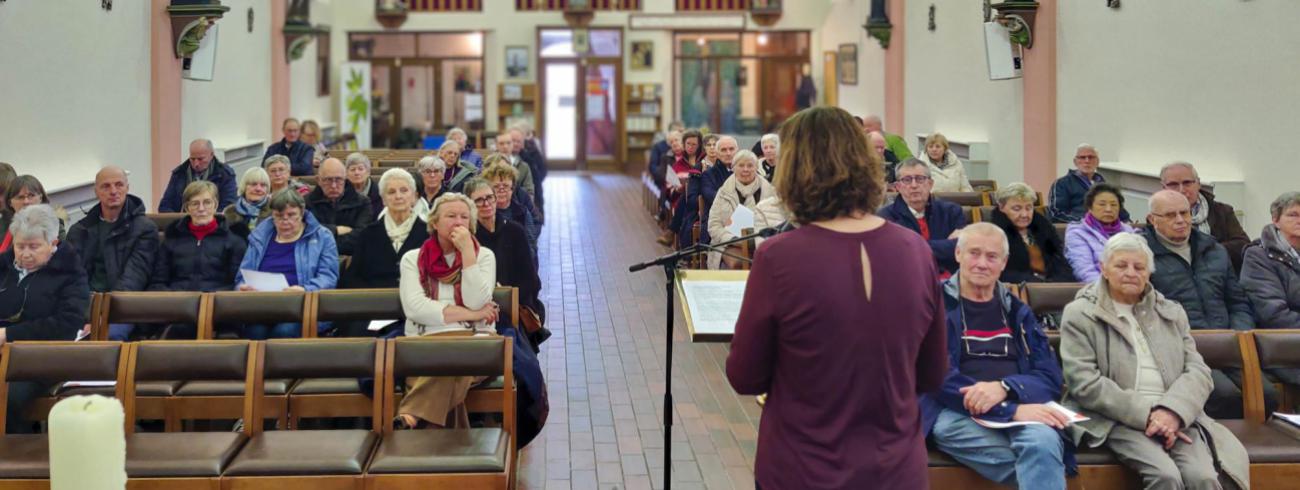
top-left (584, 63), bottom-right (618, 159)
top-left (442, 60), bottom-right (484, 130)
top-left (761, 60), bottom-right (801, 132)
top-left (400, 65), bottom-right (435, 132)
top-left (544, 62), bottom-right (577, 160)
top-left (371, 64), bottom-right (394, 148)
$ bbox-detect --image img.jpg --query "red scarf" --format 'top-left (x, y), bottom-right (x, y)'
top-left (0, 232), bottom-right (10, 254)
top-left (189, 219), bottom-right (219, 242)
top-left (417, 235), bottom-right (479, 306)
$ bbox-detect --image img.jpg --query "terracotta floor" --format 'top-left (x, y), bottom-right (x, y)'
top-left (517, 172), bottom-right (761, 490)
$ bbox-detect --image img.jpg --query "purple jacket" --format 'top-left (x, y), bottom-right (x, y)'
top-left (1064, 220), bottom-right (1134, 282)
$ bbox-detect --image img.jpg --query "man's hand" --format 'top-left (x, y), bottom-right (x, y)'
top-left (1012, 404), bottom-right (1070, 429)
top-left (959, 381), bottom-right (1008, 415)
top-left (1146, 408), bottom-right (1184, 440)
top-left (337, 225), bottom-right (353, 235)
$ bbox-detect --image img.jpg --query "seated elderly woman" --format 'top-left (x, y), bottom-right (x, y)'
top-left (149, 181), bottom-right (248, 338)
top-left (1241, 191), bottom-right (1300, 388)
top-left (235, 190), bottom-right (338, 339)
top-left (1, 205), bottom-right (90, 433)
top-left (437, 140), bottom-right (479, 193)
top-left (990, 182), bottom-right (1073, 283)
top-left (707, 150), bottom-right (774, 269)
top-left (264, 154), bottom-right (312, 197)
top-left (1, 175), bottom-right (68, 253)
top-left (344, 153), bottom-right (383, 220)
top-left (224, 167), bottom-right (273, 239)
top-left (1060, 232), bottom-right (1248, 489)
top-left (481, 158), bottom-right (540, 258)
top-left (338, 168), bottom-right (430, 337)
top-left (919, 133), bottom-right (974, 193)
top-left (1065, 183), bottom-right (1133, 282)
top-left (758, 133), bottom-right (780, 180)
top-left (406, 154), bottom-right (449, 220)
top-left (465, 178), bottom-right (547, 345)
top-left (396, 193), bottom-right (499, 429)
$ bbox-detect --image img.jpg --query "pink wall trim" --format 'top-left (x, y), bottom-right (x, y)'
top-left (884, 0), bottom-right (906, 134)
top-left (1021, 1), bottom-right (1057, 193)
top-left (270, 1), bottom-right (290, 143)
top-left (150, 0), bottom-right (182, 208)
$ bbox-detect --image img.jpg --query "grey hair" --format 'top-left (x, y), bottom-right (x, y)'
top-left (238, 167), bottom-right (271, 197)
top-left (378, 167), bottom-right (416, 195)
top-left (760, 133), bottom-right (780, 148)
top-left (732, 149), bottom-right (759, 168)
top-left (995, 182), bottom-right (1038, 206)
top-left (263, 154), bottom-right (291, 169)
top-left (1075, 143), bottom-right (1097, 155)
top-left (191, 138), bottom-right (214, 152)
top-left (667, 120), bottom-right (685, 132)
top-left (956, 222), bottom-right (1009, 256)
top-left (715, 135), bottom-right (737, 147)
top-left (1158, 161), bottom-right (1199, 181)
top-left (268, 188), bottom-right (307, 213)
top-left (863, 115), bottom-right (883, 126)
top-left (1101, 232), bottom-right (1156, 272)
top-left (438, 140), bottom-right (461, 153)
top-left (1147, 189), bottom-right (1189, 210)
top-left (416, 155), bottom-right (447, 172)
top-left (666, 130), bottom-right (683, 143)
top-left (344, 152), bottom-right (371, 170)
top-left (447, 127), bottom-right (467, 140)
top-left (896, 158), bottom-right (932, 178)
top-left (1270, 192), bottom-right (1300, 221)
top-left (10, 204), bottom-right (60, 243)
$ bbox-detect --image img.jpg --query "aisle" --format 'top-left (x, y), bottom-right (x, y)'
top-left (519, 172), bottom-right (760, 490)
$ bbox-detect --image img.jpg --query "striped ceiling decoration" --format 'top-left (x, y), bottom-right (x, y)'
top-left (403, 0), bottom-right (483, 11)
top-left (675, 0), bottom-right (750, 11)
top-left (514, 0), bottom-right (642, 10)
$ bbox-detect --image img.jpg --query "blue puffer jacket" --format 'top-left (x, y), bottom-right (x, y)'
top-left (236, 211), bottom-right (338, 291)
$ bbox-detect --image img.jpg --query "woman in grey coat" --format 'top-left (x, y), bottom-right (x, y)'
top-left (1239, 192), bottom-right (1300, 388)
top-left (1060, 232), bottom-right (1249, 489)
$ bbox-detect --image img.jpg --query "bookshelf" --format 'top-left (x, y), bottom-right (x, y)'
top-left (622, 83), bottom-right (662, 172)
top-left (498, 83), bottom-right (537, 133)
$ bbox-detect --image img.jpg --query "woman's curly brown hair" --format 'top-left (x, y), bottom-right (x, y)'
top-left (773, 106), bottom-right (885, 224)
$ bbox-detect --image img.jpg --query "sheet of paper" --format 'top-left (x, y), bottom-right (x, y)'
top-left (1274, 412), bottom-right (1300, 427)
top-left (240, 269), bottom-right (290, 291)
top-left (727, 205), bottom-right (755, 237)
top-left (367, 320), bottom-right (400, 332)
top-left (680, 280), bottom-right (747, 336)
top-left (665, 168), bottom-right (681, 189)
top-left (972, 401), bottom-right (1089, 429)
top-left (62, 381), bottom-right (116, 388)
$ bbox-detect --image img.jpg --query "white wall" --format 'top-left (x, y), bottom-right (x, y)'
top-left (1058, 0), bottom-right (1300, 232)
top-left (289, 0), bottom-right (335, 128)
top-left (0, 1), bottom-right (153, 203)
top-left (819, 0), bottom-right (885, 118)
top-left (181, 0), bottom-right (274, 154)
top-left (903, 0), bottom-right (1023, 185)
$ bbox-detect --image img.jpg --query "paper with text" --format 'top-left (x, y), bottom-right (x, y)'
top-left (680, 280), bottom-right (747, 337)
top-left (240, 269), bottom-right (290, 292)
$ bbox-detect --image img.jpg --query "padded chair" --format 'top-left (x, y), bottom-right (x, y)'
top-left (123, 341), bottom-right (255, 488)
top-left (961, 206), bottom-right (981, 224)
top-left (146, 212), bottom-right (186, 232)
top-left (1252, 330), bottom-right (1300, 415)
top-left (0, 342), bottom-right (129, 484)
top-left (969, 179), bottom-right (997, 193)
top-left (210, 290), bottom-right (313, 339)
top-left (1054, 223), bottom-right (1069, 242)
top-left (220, 339), bottom-right (384, 489)
top-left (298, 175), bottom-right (318, 187)
top-left (95, 290), bottom-right (210, 340)
top-left (367, 337), bottom-right (515, 489)
top-left (1193, 330), bottom-right (1264, 422)
top-left (1022, 282), bottom-right (1084, 330)
top-left (932, 191), bottom-right (988, 207)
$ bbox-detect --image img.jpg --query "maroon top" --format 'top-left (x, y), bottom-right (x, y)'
top-left (727, 222), bottom-right (948, 490)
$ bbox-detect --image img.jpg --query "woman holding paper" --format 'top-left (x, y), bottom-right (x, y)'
top-left (148, 181), bottom-right (247, 338)
top-left (706, 150), bottom-right (773, 269)
top-left (337, 169), bottom-right (429, 337)
top-left (395, 193), bottom-right (498, 429)
top-left (1059, 232), bottom-right (1249, 489)
top-left (235, 189), bottom-right (338, 339)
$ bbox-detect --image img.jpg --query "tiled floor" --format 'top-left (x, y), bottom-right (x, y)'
top-left (518, 172), bottom-right (761, 490)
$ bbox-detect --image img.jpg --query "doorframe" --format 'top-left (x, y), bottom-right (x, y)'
top-left (535, 25), bottom-right (625, 171)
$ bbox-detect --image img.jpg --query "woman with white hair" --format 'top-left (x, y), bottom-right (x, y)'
top-left (345, 153), bottom-right (383, 220)
top-left (1, 205), bottom-right (90, 433)
top-left (990, 183), bottom-right (1072, 283)
top-left (437, 140), bottom-right (479, 193)
top-left (758, 133), bottom-right (780, 180)
top-left (224, 167), bottom-right (273, 239)
top-left (410, 154), bottom-right (449, 219)
top-left (338, 169), bottom-right (430, 337)
top-left (707, 150), bottom-right (774, 269)
top-left (1059, 232), bottom-right (1248, 489)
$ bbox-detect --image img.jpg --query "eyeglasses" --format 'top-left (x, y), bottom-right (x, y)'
top-left (490, 183), bottom-right (513, 192)
top-left (419, 168), bottom-right (444, 176)
top-left (897, 175), bottom-right (931, 185)
top-left (1161, 179), bottom-right (1198, 190)
top-left (1151, 209), bottom-right (1192, 221)
top-left (187, 199), bottom-right (216, 210)
top-left (272, 213), bottom-right (302, 223)
top-left (318, 177), bottom-right (345, 185)
top-left (472, 196), bottom-right (496, 206)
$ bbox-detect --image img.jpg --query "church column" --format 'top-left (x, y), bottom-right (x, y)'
top-left (1021, 1), bottom-right (1058, 192)
top-left (150, 0), bottom-right (182, 207)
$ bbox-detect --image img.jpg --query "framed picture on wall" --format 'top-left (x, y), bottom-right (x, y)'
top-left (837, 43), bottom-right (858, 85)
top-left (630, 41), bottom-right (653, 70)
top-left (506, 46), bottom-right (529, 79)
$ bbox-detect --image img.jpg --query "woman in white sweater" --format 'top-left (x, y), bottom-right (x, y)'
top-left (396, 192), bottom-right (499, 429)
top-left (707, 150), bottom-right (775, 268)
top-left (919, 133), bottom-right (974, 192)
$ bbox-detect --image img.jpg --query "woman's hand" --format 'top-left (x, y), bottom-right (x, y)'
top-left (283, 286), bottom-right (306, 292)
top-left (1146, 408), bottom-right (1183, 436)
top-left (477, 302), bottom-right (501, 324)
top-left (450, 226), bottom-right (475, 253)
top-left (238, 284), bottom-right (256, 292)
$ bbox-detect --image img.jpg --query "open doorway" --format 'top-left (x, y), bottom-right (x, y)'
top-left (538, 27), bottom-right (624, 171)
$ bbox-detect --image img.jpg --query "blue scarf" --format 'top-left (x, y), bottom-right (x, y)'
top-left (234, 197), bottom-right (267, 227)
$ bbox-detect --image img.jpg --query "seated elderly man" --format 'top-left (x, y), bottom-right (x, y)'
top-left (1060, 232), bottom-right (1249, 490)
top-left (1159, 162), bottom-right (1251, 271)
top-left (862, 114), bottom-right (913, 160)
top-left (306, 157), bottom-right (373, 255)
top-left (447, 127), bottom-right (483, 169)
top-left (880, 159), bottom-right (967, 275)
top-left (159, 138), bottom-right (237, 212)
top-left (921, 223), bottom-right (1069, 490)
top-left (493, 132), bottom-right (536, 203)
top-left (1048, 144), bottom-right (1130, 224)
top-left (868, 131), bottom-right (900, 184)
top-left (1, 205), bottom-right (90, 433)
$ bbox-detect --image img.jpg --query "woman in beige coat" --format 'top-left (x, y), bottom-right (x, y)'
top-left (707, 150), bottom-right (774, 269)
top-left (919, 133), bottom-right (974, 193)
top-left (1060, 232), bottom-right (1248, 489)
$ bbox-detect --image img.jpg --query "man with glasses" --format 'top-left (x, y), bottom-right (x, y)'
top-left (158, 138), bottom-right (237, 212)
top-left (1048, 144), bottom-right (1130, 223)
top-left (880, 159), bottom-right (968, 275)
top-left (1159, 161), bottom-right (1250, 271)
top-left (305, 158), bottom-right (373, 255)
top-left (921, 222), bottom-right (1068, 490)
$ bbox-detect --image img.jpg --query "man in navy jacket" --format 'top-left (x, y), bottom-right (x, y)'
top-left (1048, 144), bottom-right (1129, 223)
top-left (920, 223), bottom-right (1071, 490)
top-left (158, 139), bottom-right (237, 212)
top-left (263, 118), bottom-right (315, 176)
top-left (879, 159), bottom-right (967, 274)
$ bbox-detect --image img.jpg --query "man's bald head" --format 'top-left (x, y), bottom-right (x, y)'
top-left (868, 131), bottom-right (887, 157)
top-left (96, 166), bottom-right (128, 184)
top-left (862, 115), bottom-right (883, 134)
top-left (94, 166), bottom-right (129, 214)
top-left (1148, 190), bottom-right (1193, 243)
top-left (317, 158), bottom-right (347, 200)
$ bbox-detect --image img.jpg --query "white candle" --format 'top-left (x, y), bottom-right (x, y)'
top-left (47, 395), bottom-right (127, 490)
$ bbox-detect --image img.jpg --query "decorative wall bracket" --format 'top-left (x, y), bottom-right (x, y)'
top-left (862, 0), bottom-right (892, 49)
top-left (749, 2), bottom-right (782, 27)
top-left (563, 4), bottom-right (594, 28)
top-left (990, 1), bottom-right (1039, 48)
top-left (375, 0), bottom-right (408, 29)
top-left (167, 0), bottom-right (230, 59)
top-left (284, 24), bottom-right (329, 61)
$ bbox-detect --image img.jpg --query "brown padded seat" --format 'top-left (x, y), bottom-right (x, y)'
top-left (1216, 419), bottom-right (1300, 463)
top-left (314, 289), bottom-right (402, 322)
top-left (1254, 331), bottom-right (1300, 369)
top-left (291, 378), bottom-right (361, 395)
top-left (0, 435), bottom-right (49, 478)
top-left (1023, 283), bottom-right (1084, 320)
top-left (272, 339), bottom-right (378, 396)
top-left (1074, 446), bottom-right (1121, 465)
top-left (176, 379), bottom-right (293, 396)
top-left (211, 291), bottom-right (307, 324)
top-left (1191, 331), bottom-right (1243, 370)
top-left (222, 430), bottom-right (378, 476)
top-left (56, 381), bottom-right (182, 397)
top-left (125, 432), bottom-right (246, 477)
top-left (933, 191), bottom-right (987, 207)
top-left (927, 449), bottom-right (959, 467)
top-left (105, 291), bottom-right (203, 324)
top-left (367, 429), bottom-right (509, 474)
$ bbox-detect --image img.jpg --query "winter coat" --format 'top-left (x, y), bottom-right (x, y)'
top-left (305, 184), bottom-right (374, 256)
top-left (158, 158), bottom-right (238, 213)
top-left (884, 132), bottom-right (913, 161)
top-left (1058, 280), bottom-right (1249, 489)
top-left (989, 207), bottom-right (1074, 283)
top-left (522, 139), bottom-right (546, 190)
top-left (444, 159), bottom-right (480, 194)
top-left (263, 138), bottom-right (316, 176)
top-left (1048, 170), bottom-right (1131, 224)
top-left (65, 194), bottom-right (159, 292)
top-left (0, 245), bottom-right (89, 342)
top-left (236, 211), bottom-right (338, 292)
top-left (501, 193), bottom-right (540, 258)
top-left (222, 198), bottom-right (272, 240)
top-left (918, 150), bottom-right (973, 193)
top-left (476, 215), bottom-right (544, 318)
top-left (339, 217), bottom-right (429, 289)
top-left (1064, 220), bottom-right (1134, 283)
top-left (879, 196), bottom-right (967, 273)
top-left (1199, 189), bottom-right (1251, 273)
top-left (510, 157), bottom-right (536, 204)
top-left (353, 179), bottom-right (385, 221)
top-left (460, 148), bottom-right (484, 170)
top-left (149, 215), bottom-right (247, 292)
top-left (1143, 228), bottom-right (1254, 330)
top-left (1240, 224), bottom-right (1300, 328)
top-left (708, 175), bottom-right (775, 244)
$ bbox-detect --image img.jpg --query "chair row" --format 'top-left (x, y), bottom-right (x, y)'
top-left (87, 287), bottom-right (519, 341)
top-left (0, 337), bottom-right (517, 489)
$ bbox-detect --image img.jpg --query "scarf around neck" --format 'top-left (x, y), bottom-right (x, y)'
top-left (187, 163), bottom-right (213, 184)
top-left (1084, 212), bottom-right (1125, 237)
top-left (1191, 193), bottom-right (1211, 233)
top-left (733, 176), bottom-right (763, 206)
top-left (417, 235), bottom-right (480, 306)
top-left (1272, 225), bottom-right (1300, 265)
top-left (235, 197), bottom-right (267, 219)
top-left (384, 211), bottom-right (417, 253)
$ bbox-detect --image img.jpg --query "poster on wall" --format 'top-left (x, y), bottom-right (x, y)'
top-left (340, 62), bottom-right (372, 149)
top-left (630, 41), bottom-right (653, 70)
top-left (837, 43), bottom-right (858, 85)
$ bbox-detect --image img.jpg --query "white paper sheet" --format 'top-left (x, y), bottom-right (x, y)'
top-left (972, 401), bottom-right (1089, 429)
top-left (727, 205), bottom-right (755, 237)
top-left (62, 381), bottom-right (116, 388)
top-left (367, 320), bottom-right (400, 332)
top-left (665, 168), bottom-right (682, 189)
top-left (240, 269), bottom-right (290, 291)
top-left (1273, 412), bottom-right (1300, 427)
top-left (680, 280), bottom-right (747, 337)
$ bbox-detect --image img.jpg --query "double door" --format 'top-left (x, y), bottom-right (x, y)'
top-left (541, 59), bottom-right (621, 170)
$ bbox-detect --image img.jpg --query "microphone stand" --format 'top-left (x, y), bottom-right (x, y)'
top-left (627, 227), bottom-right (774, 489)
